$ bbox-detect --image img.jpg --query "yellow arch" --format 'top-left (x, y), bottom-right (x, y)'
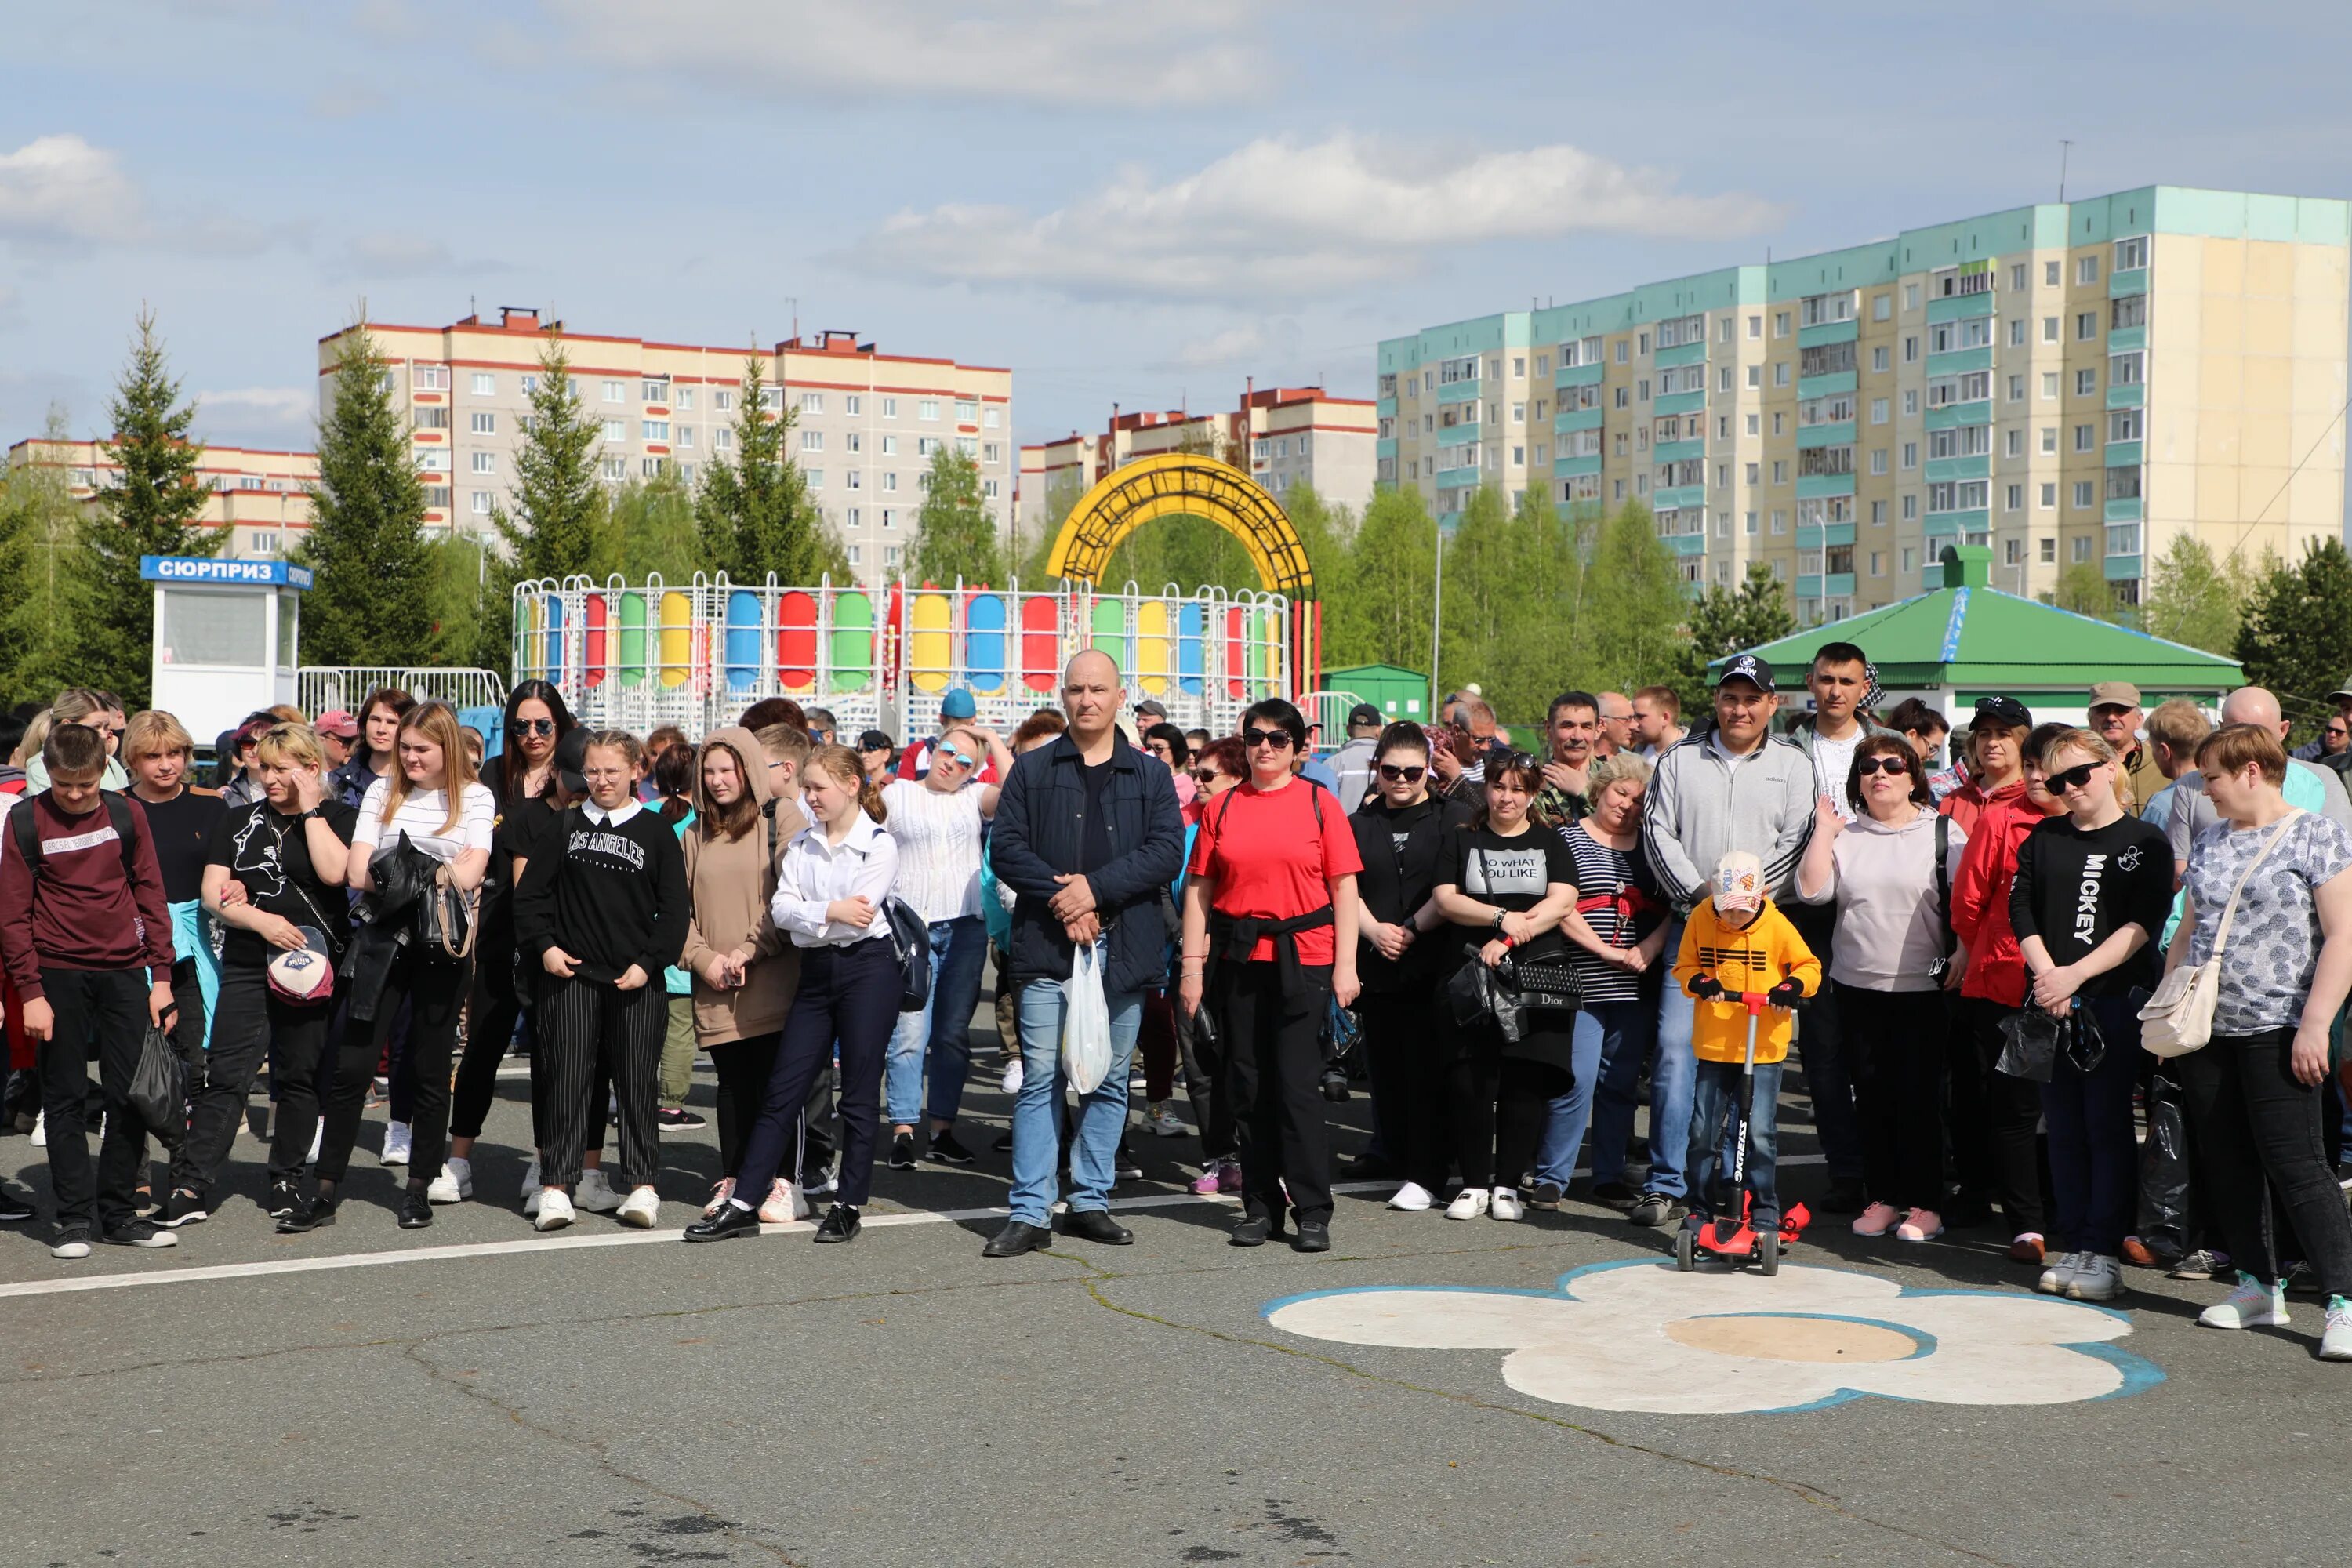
top-left (1047, 453), bottom-right (1312, 596)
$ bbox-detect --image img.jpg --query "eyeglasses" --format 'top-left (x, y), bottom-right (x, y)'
top-left (1377, 763), bottom-right (1427, 783)
top-left (1854, 756), bottom-right (1909, 778)
top-left (515, 717), bottom-right (556, 736)
top-left (1242, 728), bottom-right (1295, 750)
top-left (2049, 760), bottom-right (2105, 794)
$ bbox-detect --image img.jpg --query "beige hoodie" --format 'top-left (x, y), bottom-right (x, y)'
top-left (679, 726), bottom-right (807, 1044)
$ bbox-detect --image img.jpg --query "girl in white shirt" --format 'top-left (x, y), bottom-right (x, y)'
top-left (683, 744), bottom-right (898, 1246)
top-left (285, 702), bottom-right (495, 1234)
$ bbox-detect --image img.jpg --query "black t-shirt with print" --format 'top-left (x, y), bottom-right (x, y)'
top-left (207, 800), bottom-right (359, 967)
top-left (2009, 812), bottom-right (2174, 1000)
top-left (1444, 822), bottom-right (1579, 965)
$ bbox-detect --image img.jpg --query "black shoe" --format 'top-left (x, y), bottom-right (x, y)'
top-left (1526, 1181), bottom-right (1563, 1212)
top-left (657, 1106), bottom-right (709, 1132)
top-left (1114, 1138), bottom-right (1143, 1181)
top-left (1627, 1192), bottom-right (1687, 1228)
top-left (1588, 1180), bottom-right (1639, 1210)
top-left (801, 1163), bottom-right (838, 1198)
top-left (982, 1220), bottom-right (1050, 1258)
top-left (991, 1131), bottom-right (1014, 1153)
top-left (1292, 1221), bottom-right (1331, 1253)
top-left (812, 1203), bottom-right (860, 1243)
top-left (681, 1203), bottom-right (760, 1243)
top-left (1230, 1213), bottom-right (1280, 1247)
top-left (0, 1188), bottom-right (34, 1223)
top-left (1942, 1195), bottom-right (1994, 1229)
top-left (1820, 1178), bottom-right (1866, 1215)
top-left (276, 1193), bottom-right (339, 1234)
top-left (265, 1178), bottom-right (301, 1219)
top-left (156, 1189), bottom-right (209, 1228)
top-left (131, 1185), bottom-right (159, 1219)
top-left (888, 1131), bottom-right (917, 1170)
top-left (925, 1127), bottom-right (976, 1166)
top-left (398, 1189), bottom-right (434, 1229)
top-left (100, 1218), bottom-right (178, 1249)
top-left (1059, 1208), bottom-right (1133, 1245)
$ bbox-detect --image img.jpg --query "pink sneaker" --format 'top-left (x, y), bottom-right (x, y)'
top-left (1895, 1207), bottom-right (1945, 1241)
top-left (1216, 1158), bottom-right (1244, 1194)
top-left (702, 1176), bottom-right (735, 1218)
top-left (1190, 1167), bottom-right (1221, 1196)
top-left (1851, 1200), bottom-right (1900, 1237)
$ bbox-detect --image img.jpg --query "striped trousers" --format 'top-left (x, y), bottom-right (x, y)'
top-left (537, 975), bottom-right (666, 1192)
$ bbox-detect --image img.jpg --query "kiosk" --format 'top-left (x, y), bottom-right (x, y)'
top-left (143, 555), bottom-right (311, 742)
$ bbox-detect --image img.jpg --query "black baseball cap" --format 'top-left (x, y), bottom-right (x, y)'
top-left (1347, 703), bottom-right (1381, 728)
top-left (1715, 654), bottom-right (1777, 693)
top-left (856, 729), bottom-right (893, 753)
top-left (1972, 695), bottom-right (2032, 731)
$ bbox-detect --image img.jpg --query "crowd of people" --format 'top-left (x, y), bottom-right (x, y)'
top-left (3, 648), bottom-right (2349, 1362)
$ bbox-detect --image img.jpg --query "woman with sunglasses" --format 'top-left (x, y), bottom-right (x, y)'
top-left (1432, 754), bottom-right (1578, 1221)
top-left (2009, 728), bottom-right (2172, 1301)
top-left (881, 722), bottom-right (1012, 1170)
top-left (1798, 735), bottom-right (1969, 1243)
top-left (1144, 723), bottom-right (1196, 813)
top-left (1179, 700), bottom-right (1362, 1250)
top-left (1348, 723), bottom-right (1470, 1212)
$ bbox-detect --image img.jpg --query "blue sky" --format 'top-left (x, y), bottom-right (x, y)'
top-left (4, 1), bottom-right (2348, 463)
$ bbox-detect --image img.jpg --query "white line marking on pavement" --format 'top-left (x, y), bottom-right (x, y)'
top-left (0, 1156), bottom-right (1830, 1300)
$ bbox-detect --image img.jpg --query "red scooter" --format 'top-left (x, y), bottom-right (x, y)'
top-left (1675, 990), bottom-right (1812, 1276)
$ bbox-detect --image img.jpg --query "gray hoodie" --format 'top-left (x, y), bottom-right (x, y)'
top-left (1642, 729), bottom-right (1817, 913)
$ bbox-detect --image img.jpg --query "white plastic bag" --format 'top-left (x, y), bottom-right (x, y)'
top-left (1062, 939), bottom-right (1113, 1094)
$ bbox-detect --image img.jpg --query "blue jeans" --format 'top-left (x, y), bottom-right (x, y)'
top-left (1532, 1002), bottom-right (1610, 1189)
top-left (884, 915), bottom-right (987, 1127)
top-left (1687, 1057), bottom-right (1784, 1226)
top-left (1009, 967), bottom-right (1141, 1225)
top-left (1575, 999), bottom-right (1661, 1188)
top-left (1635, 915), bottom-right (1700, 1198)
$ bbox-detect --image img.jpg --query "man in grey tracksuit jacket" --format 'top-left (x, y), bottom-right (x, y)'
top-left (1621, 655), bottom-right (1815, 1225)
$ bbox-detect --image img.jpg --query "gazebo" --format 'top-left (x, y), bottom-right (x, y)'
top-left (1711, 546), bottom-right (2243, 727)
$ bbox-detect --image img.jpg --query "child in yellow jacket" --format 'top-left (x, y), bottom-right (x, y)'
top-left (1672, 851), bottom-right (1822, 1236)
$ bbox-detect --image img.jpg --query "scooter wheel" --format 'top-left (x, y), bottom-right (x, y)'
top-left (1675, 1225), bottom-right (1695, 1272)
top-left (1758, 1229), bottom-right (1780, 1276)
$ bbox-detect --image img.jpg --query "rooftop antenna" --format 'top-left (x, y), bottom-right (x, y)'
top-left (2058, 139), bottom-right (2074, 202)
top-left (788, 297), bottom-right (798, 343)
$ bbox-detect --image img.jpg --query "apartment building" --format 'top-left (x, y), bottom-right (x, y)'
top-left (1378, 187), bottom-right (2350, 622)
top-left (3, 437), bottom-right (317, 558)
top-left (318, 310), bottom-right (1014, 583)
top-left (1016, 385), bottom-right (1377, 544)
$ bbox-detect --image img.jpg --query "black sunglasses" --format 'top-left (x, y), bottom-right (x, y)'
top-left (1377, 763), bottom-right (1426, 783)
top-left (2048, 760), bottom-right (2104, 793)
top-left (515, 717), bottom-right (557, 735)
top-left (1242, 728), bottom-right (1295, 750)
top-left (1854, 756), bottom-right (1909, 778)
top-left (1189, 768), bottom-right (1219, 784)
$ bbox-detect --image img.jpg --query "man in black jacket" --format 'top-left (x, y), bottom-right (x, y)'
top-left (982, 650), bottom-right (1184, 1256)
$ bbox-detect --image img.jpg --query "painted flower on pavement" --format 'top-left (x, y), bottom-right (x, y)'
top-left (1263, 1259), bottom-right (2161, 1415)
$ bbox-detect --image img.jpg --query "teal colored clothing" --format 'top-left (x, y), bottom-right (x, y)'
top-left (664, 807), bottom-right (696, 995)
top-left (169, 897), bottom-right (221, 1043)
top-left (981, 840), bottom-right (1011, 949)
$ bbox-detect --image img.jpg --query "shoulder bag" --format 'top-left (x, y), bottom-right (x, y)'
top-left (2138, 809), bottom-right (2302, 1059)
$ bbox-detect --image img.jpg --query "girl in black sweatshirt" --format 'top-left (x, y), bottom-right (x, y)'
top-left (514, 730), bottom-right (691, 1232)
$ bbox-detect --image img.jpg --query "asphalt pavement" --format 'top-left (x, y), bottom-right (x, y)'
top-left (3, 1022), bottom-right (2350, 1567)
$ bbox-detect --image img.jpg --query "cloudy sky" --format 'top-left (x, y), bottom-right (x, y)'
top-left (5, 1), bottom-right (2348, 460)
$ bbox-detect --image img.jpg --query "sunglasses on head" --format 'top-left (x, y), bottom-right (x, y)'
top-left (515, 717), bottom-right (556, 735)
top-left (1242, 728), bottom-right (1295, 750)
top-left (1377, 763), bottom-right (1426, 783)
top-left (2049, 760), bottom-right (2104, 793)
top-left (1854, 755), bottom-right (1909, 778)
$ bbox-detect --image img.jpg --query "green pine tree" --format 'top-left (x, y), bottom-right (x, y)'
top-left (1322, 485), bottom-right (1433, 671)
top-left (0, 407), bottom-right (99, 706)
top-left (1677, 561), bottom-right (1796, 710)
top-left (419, 532), bottom-right (508, 671)
top-left (85, 309), bottom-right (223, 706)
top-left (590, 468), bottom-right (699, 582)
top-left (495, 338), bottom-right (603, 585)
top-left (2140, 533), bottom-right (2250, 655)
top-left (906, 447), bottom-right (1004, 585)
top-left (1436, 486), bottom-right (1513, 703)
top-left (1583, 503), bottom-right (1690, 700)
top-left (695, 354), bottom-right (824, 583)
top-left (2235, 538), bottom-right (2352, 734)
top-left (298, 318), bottom-right (434, 666)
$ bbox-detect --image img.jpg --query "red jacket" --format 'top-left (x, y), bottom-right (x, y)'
top-left (1948, 790), bottom-right (2047, 1006)
top-left (1939, 776), bottom-right (2024, 837)
top-left (0, 793), bottom-right (173, 1000)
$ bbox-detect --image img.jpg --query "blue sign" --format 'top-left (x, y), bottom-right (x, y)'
top-left (140, 556), bottom-right (314, 590)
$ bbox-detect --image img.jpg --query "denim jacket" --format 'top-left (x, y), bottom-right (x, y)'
top-left (990, 732), bottom-right (1184, 994)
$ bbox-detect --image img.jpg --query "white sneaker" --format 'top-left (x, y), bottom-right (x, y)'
top-left (2200, 1273), bottom-right (2290, 1330)
top-left (426, 1156), bottom-right (472, 1204)
top-left (2036, 1250), bottom-right (2085, 1296)
top-left (1490, 1187), bottom-right (1523, 1222)
top-left (1387, 1181), bottom-right (1436, 1212)
top-left (616, 1185), bottom-right (660, 1228)
top-left (534, 1189), bottom-right (575, 1232)
top-left (1001, 1057), bottom-right (1023, 1094)
top-left (520, 1158), bottom-right (541, 1200)
top-left (1142, 1102), bottom-right (1186, 1138)
top-left (2322, 1298), bottom-right (2352, 1362)
top-left (29, 1112), bottom-right (42, 1148)
top-left (1445, 1187), bottom-right (1490, 1221)
top-left (380, 1121), bottom-right (412, 1166)
top-left (2066, 1253), bottom-right (2124, 1302)
top-left (523, 1187), bottom-right (543, 1218)
top-left (702, 1176), bottom-right (736, 1218)
top-left (757, 1177), bottom-right (809, 1224)
top-left (307, 1117), bottom-right (323, 1164)
top-left (575, 1169), bottom-right (622, 1214)
top-left (50, 1229), bottom-right (88, 1259)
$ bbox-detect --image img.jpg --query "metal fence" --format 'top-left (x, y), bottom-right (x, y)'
top-left (296, 666), bottom-right (509, 718)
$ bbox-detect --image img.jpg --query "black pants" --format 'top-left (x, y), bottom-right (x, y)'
top-left (1177, 995), bottom-right (1232, 1162)
top-left (1363, 991), bottom-right (1449, 1192)
top-left (735, 940), bottom-right (896, 1208)
top-left (1450, 1031), bottom-right (1566, 1192)
top-left (175, 962), bottom-right (338, 1197)
top-left (2179, 1028), bottom-right (2352, 1296)
top-left (537, 975), bottom-right (665, 1191)
top-left (1842, 985), bottom-right (1949, 1211)
top-left (318, 943), bottom-right (472, 1187)
top-left (709, 1032), bottom-right (781, 1180)
top-left (1952, 997), bottom-right (2046, 1233)
top-left (1214, 958), bottom-right (1333, 1225)
top-left (35, 967), bottom-right (151, 1232)
top-left (450, 909), bottom-right (525, 1144)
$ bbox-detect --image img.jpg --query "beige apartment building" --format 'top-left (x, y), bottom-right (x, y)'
top-left (1017, 385), bottom-right (1377, 546)
top-left (3, 437), bottom-right (318, 558)
top-left (1380, 186), bottom-right (2349, 622)
top-left (319, 309), bottom-right (1014, 584)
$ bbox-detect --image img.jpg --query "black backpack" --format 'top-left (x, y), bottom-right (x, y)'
top-left (8, 794), bottom-right (140, 883)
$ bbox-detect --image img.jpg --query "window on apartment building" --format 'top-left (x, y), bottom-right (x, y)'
top-left (1871, 346), bottom-right (1889, 372)
top-left (677, 426), bottom-right (694, 448)
top-left (1871, 292), bottom-right (1890, 322)
top-left (800, 393), bottom-right (824, 414)
top-left (1774, 311), bottom-right (1791, 337)
top-left (952, 400), bottom-right (977, 423)
top-left (600, 456), bottom-right (626, 479)
top-left (880, 397), bottom-right (898, 418)
top-left (847, 545), bottom-right (862, 566)
top-left (1745, 461), bottom-right (1759, 484)
top-left (1904, 284), bottom-right (1921, 310)
top-left (2008, 318), bottom-right (2026, 347)
top-left (1512, 446), bottom-right (1524, 466)
top-left (1636, 379), bottom-right (1652, 403)
top-left (844, 470), bottom-right (861, 490)
top-left (641, 379), bottom-right (668, 403)
top-left (412, 406), bottom-right (450, 430)
top-left (957, 436), bottom-right (978, 458)
top-left (641, 456), bottom-right (663, 478)
top-left (601, 379), bottom-right (624, 402)
top-left (1771, 460), bottom-right (1788, 485)
top-left (2009, 263), bottom-right (2027, 292)
top-left (2005, 428), bottom-right (2022, 457)
top-left (413, 365), bottom-right (449, 390)
top-left (919, 400), bottom-right (940, 420)
top-left (2076, 311), bottom-right (2100, 342)
top-left (1870, 448), bottom-right (1889, 476)
top-left (2042, 316), bottom-right (2060, 344)
top-left (2114, 236), bottom-right (2148, 270)
top-left (1511, 402), bottom-right (1525, 423)
top-left (1868, 397), bottom-right (1888, 424)
top-left (1744, 510), bottom-right (1759, 534)
top-left (983, 478), bottom-right (1000, 499)
top-left (677, 387), bottom-right (695, 411)
top-left (759, 387), bottom-right (782, 410)
top-left (713, 389), bottom-right (733, 411)
top-left (1773, 363), bottom-right (1791, 387)
top-left (1902, 390), bottom-right (1919, 416)
top-left (2075, 368), bottom-right (2099, 396)
top-left (2040, 482), bottom-right (2057, 509)
top-left (1902, 335), bottom-right (1918, 363)
top-left (844, 431), bottom-right (862, 453)
top-left (982, 441), bottom-right (1001, 463)
top-left (1746, 365), bottom-right (1762, 388)
top-left (468, 372), bottom-right (495, 397)
top-left (643, 420), bottom-right (670, 442)
top-left (1748, 314), bottom-right (1762, 339)
top-left (470, 451), bottom-right (495, 475)
top-left (1719, 366), bottom-right (1733, 392)
top-left (1901, 494), bottom-right (1918, 521)
top-left (2041, 372), bottom-right (2059, 399)
top-left (2072, 535), bottom-right (2092, 562)
top-left (2077, 256), bottom-right (2100, 285)
top-left (1716, 321), bottom-right (1733, 345)
top-left (2038, 537), bottom-right (2055, 563)
top-left (2110, 408), bottom-right (2144, 442)
top-left (1771, 510), bottom-right (1788, 533)
top-left (801, 430), bottom-right (822, 452)
top-left (1512, 357), bottom-right (1525, 378)
top-left (881, 509), bottom-right (897, 528)
top-left (1869, 499), bottom-right (1886, 525)
top-left (714, 428), bottom-right (732, 450)
top-left (1900, 441), bottom-right (1918, 470)
top-left (2007, 375), bottom-right (2025, 402)
top-left (2039, 426), bottom-right (2059, 455)
top-left (1771, 412), bottom-right (1785, 436)
top-left (2003, 537), bottom-right (2024, 566)
top-left (2073, 480), bottom-right (2096, 509)
top-left (2073, 423), bottom-right (2095, 453)
top-left (882, 473), bottom-right (898, 492)
top-left (1716, 511), bottom-right (1732, 537)
top-left (2043, 260), bottom-right (2060, 286)
top-left (1614, 387), bottom-right (1629, 408)
top-left (2005, 483), bottom-right (2024, 511)
top-left (1716, 463), bottom-right (1730, 488)
top-left (1613, 341), bottom-right (1628, 365)
top-left (600, 419), bottom-right (624, 441)
top-left (918, 436), bottom-right (941, 457)
top-left (2111, 295), bottom-right (2147, 332)
top-left (804, 470), bottom-right (822, 488)
top-left (2111, 351), bottom-right (2143, 387)
top-left (1613, 479), bottom-right (1625, 500)
top-left (884, 545), bottom-right (902, 567)
top-left (839, 394), bottom-right (858, 416)
top-left (1539, 351), bottom-right (1555, 372)
top-left (470, 412), bottom-right (495, 434)
top-left (467, 490), bottom-right (493, 516)
top-left (519, 374), bottom-right (538, 395)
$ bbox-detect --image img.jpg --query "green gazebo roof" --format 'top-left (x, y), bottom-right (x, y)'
top-left (1711, 546), bottom-right (2242, 696)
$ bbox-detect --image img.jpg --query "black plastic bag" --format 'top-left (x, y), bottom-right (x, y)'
top-left (2063, 1004), bottom-right (2107, 1076)
top-left (129, 1019), bottom-right (184, 1147)
top-left (2136, 1070), bottom-right (2190, 1260)
top-left (1995, 1007), bottom-right (2059, 1083)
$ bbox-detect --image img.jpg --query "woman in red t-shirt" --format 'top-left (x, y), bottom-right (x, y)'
top-left (1179, 699), bottom-right (1362, 1252)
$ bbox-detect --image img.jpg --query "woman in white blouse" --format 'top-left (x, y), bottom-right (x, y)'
top-left (880, 723), bottom-right (1012, 1170)
top-left (683, 744), bottom-right (899, 1246)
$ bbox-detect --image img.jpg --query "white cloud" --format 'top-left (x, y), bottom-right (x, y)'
top-left (198, 387), bottom-right (314, 430)
top-left (0, 134), bottom-right (146, 246)
top-left (1164, 324), bottom-right (1276, 370)
top-left (849, 135), bottom-right (1787, 303)
top-left (557, 0), bottom-right (1269, 109)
